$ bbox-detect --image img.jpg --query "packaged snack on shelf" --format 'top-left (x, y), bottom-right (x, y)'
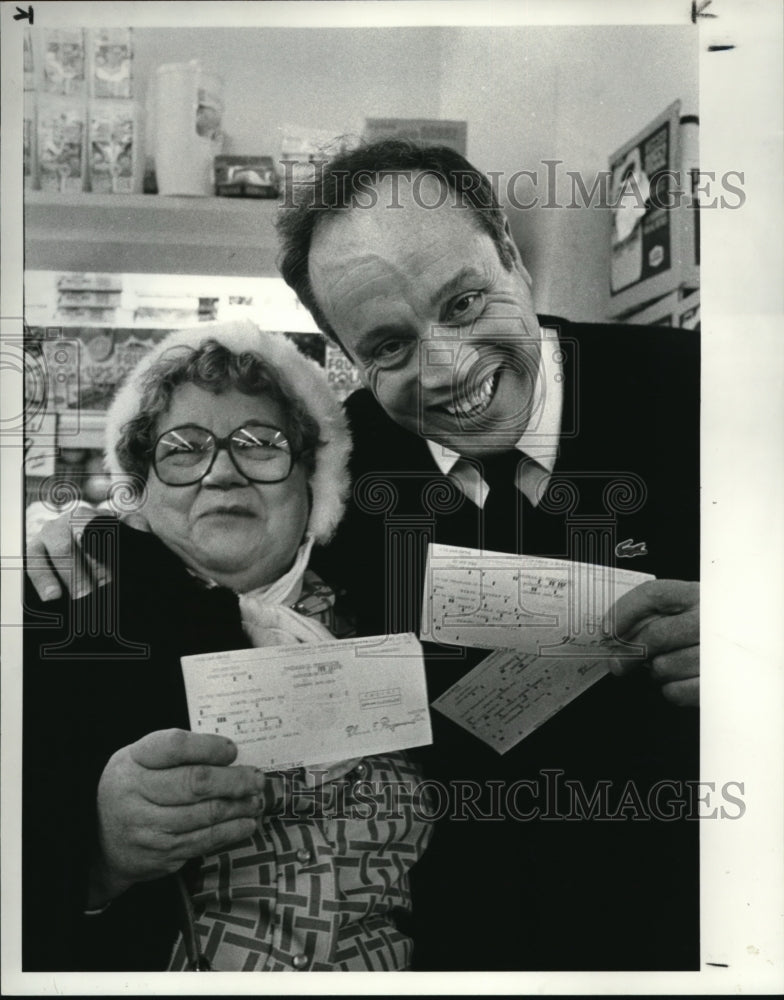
top-left (88, 100), bottom-right (139, 193)
top-left (41, 28), bottom-right (86, 96)
top-left (38, 99), bottom-right (86, 193)
top-left (214, 155), bottom-right (279, 198)
top-left (24, 95), bottom-right (37, 189)
top-left (90, 28), bottom-right (133, 98)
top-left (54, 306), bottom-right (119, 325)
top-left (133, 307), bottom-right (199, 326)
top-left (57, 289), bottom-right (123, 308)
top-left (56, 272), bottom-right (123, 292)
top-left (279, 126), bottom-right (357, 192)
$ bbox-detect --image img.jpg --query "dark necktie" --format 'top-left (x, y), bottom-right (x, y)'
top-left (480, 450), bottom-right (528, 554)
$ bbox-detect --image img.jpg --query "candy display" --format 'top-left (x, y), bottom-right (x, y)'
top-left (37, 99), bottom-right (86, 193)
top-left (41, 28), bottom-right (86, 96)
top-left (90, 28), bottom-right (133, 99)
top-left (88, 101), bottom-right (138, 193)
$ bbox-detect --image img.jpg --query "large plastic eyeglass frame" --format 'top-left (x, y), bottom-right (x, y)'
top-left (151, 422), bottom-right (297, 487)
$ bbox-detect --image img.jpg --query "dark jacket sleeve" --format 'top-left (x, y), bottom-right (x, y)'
top-left (22, 520), bottom-right (247, 971)
top-left (22, 572), bottom-right (183, 970)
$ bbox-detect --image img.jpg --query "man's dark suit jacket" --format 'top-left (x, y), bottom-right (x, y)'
top-left (312, 318), bottom-right (700, 971)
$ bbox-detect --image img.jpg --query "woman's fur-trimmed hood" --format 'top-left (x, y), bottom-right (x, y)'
top-left (104, 320), bottom-right (352, 544)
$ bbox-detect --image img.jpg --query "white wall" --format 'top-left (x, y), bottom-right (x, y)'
top-left (132, 27), bottom-right (446, 153)
top-left (436, 25), bottom-right (698, 321)
top-left (130, 24), bottom-right (697, 322)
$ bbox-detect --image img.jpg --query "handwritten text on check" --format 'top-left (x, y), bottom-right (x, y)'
top-left (423, 544), bottom-right (654, 752)
top-left (421, 543), bottom-right (654, 655)
top-left (181, 633), bottom-right (432, 771)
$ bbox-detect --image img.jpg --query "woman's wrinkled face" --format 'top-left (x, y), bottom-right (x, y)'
top-left (142, 384), bottom-right (310, 592)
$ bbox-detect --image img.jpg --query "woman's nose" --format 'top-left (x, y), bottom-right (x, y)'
top-left (201, 446), bottom-right (248, 487)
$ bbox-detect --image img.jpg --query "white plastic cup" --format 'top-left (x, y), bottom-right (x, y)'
top-left (153, 61), bottom-right (223, 196)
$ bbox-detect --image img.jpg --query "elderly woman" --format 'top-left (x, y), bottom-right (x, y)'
top-left (23, 320), bottom-right (432, 973)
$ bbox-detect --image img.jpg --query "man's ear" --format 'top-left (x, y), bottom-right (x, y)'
top-left (502, 219), bottom-right (533, 289)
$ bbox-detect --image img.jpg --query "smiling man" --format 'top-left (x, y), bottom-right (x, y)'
top-left (27, 139), bottom-right (701, 972)
top-left (277, 139), bottom-right (701, 971)
top-left (307, 170), bottom-right (542, 457)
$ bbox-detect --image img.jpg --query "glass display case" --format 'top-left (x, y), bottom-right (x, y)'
top-left (23, 200), bottom-right (361, 528)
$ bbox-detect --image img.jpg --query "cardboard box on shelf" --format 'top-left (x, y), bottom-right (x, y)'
top-left (364, 117), bottom-right (467, 156)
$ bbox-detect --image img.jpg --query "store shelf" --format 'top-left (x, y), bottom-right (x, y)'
top-left (56, 410), bottom-right (107, 450)
top-left (25, 192), bottom-right (283, 277)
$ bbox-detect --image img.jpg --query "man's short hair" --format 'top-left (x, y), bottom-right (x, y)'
top-left (275, 138), bottom-right (516, 343)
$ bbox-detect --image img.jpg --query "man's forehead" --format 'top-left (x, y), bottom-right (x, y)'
top-left (308, 212), bottom-right (493, 323)
top-left (312, 170), bottom-right (485, 249)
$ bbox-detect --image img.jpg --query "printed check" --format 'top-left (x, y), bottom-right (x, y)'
top-left (423, 544), bottom-right (655, 752)
top-left (181, 633), bottom-right (432, 770)
top-left (421, 543), bottom-right (654, 655)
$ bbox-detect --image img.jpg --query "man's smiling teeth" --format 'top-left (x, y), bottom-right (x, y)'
top-left (443, 371), bottom-right (498, 417)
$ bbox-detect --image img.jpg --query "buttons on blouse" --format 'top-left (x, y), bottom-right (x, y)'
top-left (347, 759), bottom-right (368, 782)
top-left (292, 953), bottom-right (309, 969)
top-left (296, 847), bottom-right (312, 864)
top-left (346, 759), bottom-right (369, 801)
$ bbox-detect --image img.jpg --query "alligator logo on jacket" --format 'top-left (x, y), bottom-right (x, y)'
top-left (615, 538), bottom-right (648, 559)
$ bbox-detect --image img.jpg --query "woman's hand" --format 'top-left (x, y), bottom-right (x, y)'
top-left (89, 729), bottom-right (265, 907)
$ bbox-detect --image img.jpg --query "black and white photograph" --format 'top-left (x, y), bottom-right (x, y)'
top-left (1, 0), bottom-right (782, 994)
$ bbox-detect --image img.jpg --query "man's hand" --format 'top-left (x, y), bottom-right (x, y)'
top-left (604, 580), bottom-right (699, 707)
top-left (27, 505), bottom-right (146, 602)
top-left (90, 729), bottom-right (264, 907)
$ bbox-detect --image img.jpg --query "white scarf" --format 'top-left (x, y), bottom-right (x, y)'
top-left (237, 536), bottom-right (334, 647)
top-left (237, 535), bottom-right (359, 783)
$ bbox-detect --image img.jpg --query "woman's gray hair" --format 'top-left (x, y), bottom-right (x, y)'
top-left (104, 321), bottom-right (352, 543)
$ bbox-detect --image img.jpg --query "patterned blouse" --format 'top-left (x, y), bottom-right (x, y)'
top-left (168, 555), bottom-right (434, 971)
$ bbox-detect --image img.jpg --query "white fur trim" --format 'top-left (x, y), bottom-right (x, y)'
top-left (103, 320), bottom-right (351, 543)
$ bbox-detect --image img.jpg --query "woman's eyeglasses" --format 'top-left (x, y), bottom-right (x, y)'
top-left (152, 422), bottom-right (296, 486)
